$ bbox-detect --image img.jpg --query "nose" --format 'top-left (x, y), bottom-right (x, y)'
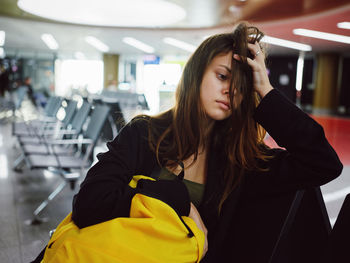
top-left (223, 89), bottom-right (229, 95)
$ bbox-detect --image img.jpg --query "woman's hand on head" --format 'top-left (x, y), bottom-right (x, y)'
top-left (188, 202), bottom-right (208, 259)
top-left (233, 42), bottom-right (273, 98)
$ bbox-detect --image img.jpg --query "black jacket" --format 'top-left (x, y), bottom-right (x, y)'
top-left (72, 89), bottom-right (342, 262)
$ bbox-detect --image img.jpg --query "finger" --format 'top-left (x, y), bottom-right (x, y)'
top-left (233, 52), bottom-right (261, 63)
top-left (247, 42), bottom-right (260, 52)
top-left (233, 54), bottom-right (262, 75)
top-left (246, 57), bottom-right (261, 71)
top-left (233, 54), bottom-right (240, 61)
top-left (247, 43), bottom-right (258, 55)
top-left (247, 42), bottom-right (264, 60)
top-left (247, 42), bottom-right (258, 50)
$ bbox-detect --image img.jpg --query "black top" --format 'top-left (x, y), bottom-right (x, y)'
top-left (158, 167), bottom-right (205, 208)
top-left (72, 89), bottom-right (342, 262)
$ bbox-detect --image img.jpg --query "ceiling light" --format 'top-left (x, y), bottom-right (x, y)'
top-left (17, 0), bottom-right (186, 28)
top-left (85, 36), bottom-right (110, 52)
top-left (122, 37), bottom-right (155, 53)
top-left (293, 28), bottom-right (350, 44)
top-left (0, 31), bottom-right (5, 46)
top-left (261, 36), bottom-right (312, 51)
top-left (41, 33), bottom-right (59, 50)
top-left (163, 37), bottom-right (196, 52)
top-left (337, 22), bottom-right (350, 30)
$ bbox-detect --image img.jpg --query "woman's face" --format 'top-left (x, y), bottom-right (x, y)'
top-left (200, 52), bottom-right (232, 121)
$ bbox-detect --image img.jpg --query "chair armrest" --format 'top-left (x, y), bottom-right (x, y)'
top-left (46, 138), bottom-right (94, 145)
top-left (42, 129), bottom-right (78, 136)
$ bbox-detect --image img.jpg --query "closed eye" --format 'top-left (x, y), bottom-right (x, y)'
top-left (217, 73), bottom-right (228, 81)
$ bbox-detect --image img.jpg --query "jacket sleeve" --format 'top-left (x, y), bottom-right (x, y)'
top-left (72, 117), bottom-right (158, 228)
top-left (250, 89), bottom-right (343, 193)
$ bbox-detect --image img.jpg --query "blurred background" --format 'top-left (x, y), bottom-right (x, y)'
top-left (0, 0), bottom-right (349, 262)
top-left (0, 0), bottom-right (349, 115)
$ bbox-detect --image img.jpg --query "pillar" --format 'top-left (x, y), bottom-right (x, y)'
top-left (103, 54), bottom-right (119, 90)
top-left (313, 53), bottom-right (341, 114)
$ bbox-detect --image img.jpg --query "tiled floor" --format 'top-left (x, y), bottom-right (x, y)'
top-left (0, 112), bottom-right (349, 263)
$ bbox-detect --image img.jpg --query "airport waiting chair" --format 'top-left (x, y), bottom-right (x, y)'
top-left (268, 187), bottom-right (331, 263)
top-left (51, 99), bottom-right (78, 132)
top-left (100, 100), bottom-right (125, 140)
top-left (13, 101), bottom-right (91, 170)
top-left (35, 96), bottom-right (63, 119)
top-left (12, 96), bottom-right (63, 137)
top-left (24, 104), bottom-right (110, 224)
top-left (217, 187), bottom-right (331, 263)
top-left (323, 193), bottom-right (350, 262)
top-left (15, 99), bottom-right (77, 139)
top-left (137, 93), bottom-right (149, 110)
top-left (100, 90), bottom-right (149, 110)
top-left (19, 100), bottom-right (91, 145)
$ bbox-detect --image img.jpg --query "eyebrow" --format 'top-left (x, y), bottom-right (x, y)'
top-left (218, 65), bottom-right (231, 73)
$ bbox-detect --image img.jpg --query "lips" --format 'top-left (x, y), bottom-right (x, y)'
top-left (216, 100), bottom-right (230, 110)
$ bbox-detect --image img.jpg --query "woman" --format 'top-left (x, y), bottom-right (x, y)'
top-left (72, 23), bottom-right (342, 262)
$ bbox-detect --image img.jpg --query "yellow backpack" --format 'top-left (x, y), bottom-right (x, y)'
top-left (41, 175), bottom-right (205, 263)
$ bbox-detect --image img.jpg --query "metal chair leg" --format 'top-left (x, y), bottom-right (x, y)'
top-left (27, 180), bottom-right (67, 225)
top-left (13, 154), bottom-right (25, 171)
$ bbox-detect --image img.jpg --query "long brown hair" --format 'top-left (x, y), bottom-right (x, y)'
top-left (147, 22), bottom-right (271, 212)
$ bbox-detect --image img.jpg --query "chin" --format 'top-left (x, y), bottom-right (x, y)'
top-left (209, 113), bottom-right (231, 121)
